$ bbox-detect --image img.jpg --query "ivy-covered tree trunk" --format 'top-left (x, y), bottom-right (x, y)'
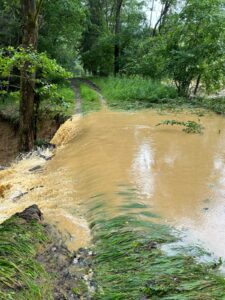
top-left (114, 0), bottom-right (123, 76)
top-left (19, 0), bottom-right (38, 152)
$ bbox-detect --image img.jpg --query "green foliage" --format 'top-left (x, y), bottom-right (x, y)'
top-left (162, 0), bottom-right (225, 96)
top-left (80, 84), bottom-right (101, 113)
top-left (156, 120), bottom-right (204, 134)
top-left (93, 76), bottom-right (177, 110)
top-left (0, 47), bottom-right (73, 118)
top-left (0, 92), bottom-right (20, 124)
top-left (0, 84), bottom-right (75, 124)
top-left (0, 0), bottom-right (84, 70)
top-left (122, 0), bottom-right (225, 97)
top-left (0, 47), bottom-right (71, 84)
top-left (39, 0), bottom-right (85, 69)
top-left (0, 0), bottom-right (21, 48)
top-left (81, 0), bottom-right (147, 75)
top-left (126, 38), bottom-right (166, 79)
top-left (0, 215), bottom-right (52, 299)
top-left (40, 83), bottom-right (75, 119)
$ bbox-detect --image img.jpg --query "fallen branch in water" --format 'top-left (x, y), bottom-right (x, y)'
top-left (156, 120), bottom-right (204, 134)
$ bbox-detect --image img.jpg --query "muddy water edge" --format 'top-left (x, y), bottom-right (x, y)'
top-left (1, 110), bottom-right (225, 298)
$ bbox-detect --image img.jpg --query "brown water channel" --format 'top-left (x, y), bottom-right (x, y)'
top-left (1, 109), bottom-right (225, 258)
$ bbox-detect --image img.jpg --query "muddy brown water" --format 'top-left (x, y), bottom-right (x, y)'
top-left (1, 110), bottom-right (225, 258)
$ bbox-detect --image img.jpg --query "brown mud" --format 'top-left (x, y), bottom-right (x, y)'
top-left (0, 118), bottom-right (61, 166)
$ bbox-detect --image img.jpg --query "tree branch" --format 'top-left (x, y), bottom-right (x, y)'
top-left (34, 0), bottom-right (43, 24)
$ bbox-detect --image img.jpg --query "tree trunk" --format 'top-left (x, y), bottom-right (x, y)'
top-left (152, 0), bottom-right (171, 36)
top-left (194, 75), bottom-right (201, 95)
top-left (114, 0), bottom-right (123, 76)
top-left (149, 0), bottom-right (155, 29)
top-left (19, 0), bottom-right (38, 152)
top-left (34, 93), bottom-right (40, 141)
top-left (177, 80), bottom-right (191, 98)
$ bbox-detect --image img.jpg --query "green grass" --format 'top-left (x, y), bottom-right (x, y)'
top-left (0, 92), bottom-right (20, 124)
top-left (92, 76), bottom-right (225, 115)
top-left (80, 84), bottom-right (101, 113)
top-left (92, 76), bottom-right (178, 110)
top-left (0, 215), bottom-right (52, 299)
top-left (87, 190), bottom-right (225, 299)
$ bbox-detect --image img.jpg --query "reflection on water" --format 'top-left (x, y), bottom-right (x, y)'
top-left (131, 138), bottom-right (154, 197)
top-left (2, 110), bottom-right (225, 257)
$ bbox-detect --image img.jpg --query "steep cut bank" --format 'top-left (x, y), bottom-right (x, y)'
top-left (0, 117), bottom-right (67, 166)
top-left (0, 120), bottom-right (18, 166)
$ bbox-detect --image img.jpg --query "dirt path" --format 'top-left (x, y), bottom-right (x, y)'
top-left (71, 78), bottom-right (107, 111)
top-left (70, 78), bottom-right (82, 114)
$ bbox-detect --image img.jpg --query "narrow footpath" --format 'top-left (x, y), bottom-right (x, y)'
top-left (71, 78), bottom-right (107, 114)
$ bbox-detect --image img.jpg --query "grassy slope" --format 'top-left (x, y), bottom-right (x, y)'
top-left (92, 76), bottom-right (225, 114)
top-left (80, 84), bottom-right (101, 114)
top-left (0, 214), bottom-right (52, 300)
top-left (92, 76), bottom-right (178, 110)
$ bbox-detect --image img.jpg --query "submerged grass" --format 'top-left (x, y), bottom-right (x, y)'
top-left (80, 84), bottom-right (101, 114)
top-left (88, 189), bottom-right (225, 299)
top-left (0, 214), bottom-right (52, 300)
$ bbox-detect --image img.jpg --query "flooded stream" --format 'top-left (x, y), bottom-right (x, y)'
top-left (1, 109), bottom-right (225, 259)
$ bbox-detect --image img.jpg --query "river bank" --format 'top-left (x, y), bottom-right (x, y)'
top-left (0, 205), bottom-right (94, 300)
top-left (0, 116), bottom-right (67, 166)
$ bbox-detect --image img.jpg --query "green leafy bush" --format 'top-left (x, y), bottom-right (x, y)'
top-left (0, 47), bottom-right (75, 122)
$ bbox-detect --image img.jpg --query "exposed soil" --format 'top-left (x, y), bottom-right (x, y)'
top-left (0, 120), bottom-right (18, 166)
top-left (0, 117), bottom-right (61, 166)
top-left (38, 224), bottom-right (95, 300)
